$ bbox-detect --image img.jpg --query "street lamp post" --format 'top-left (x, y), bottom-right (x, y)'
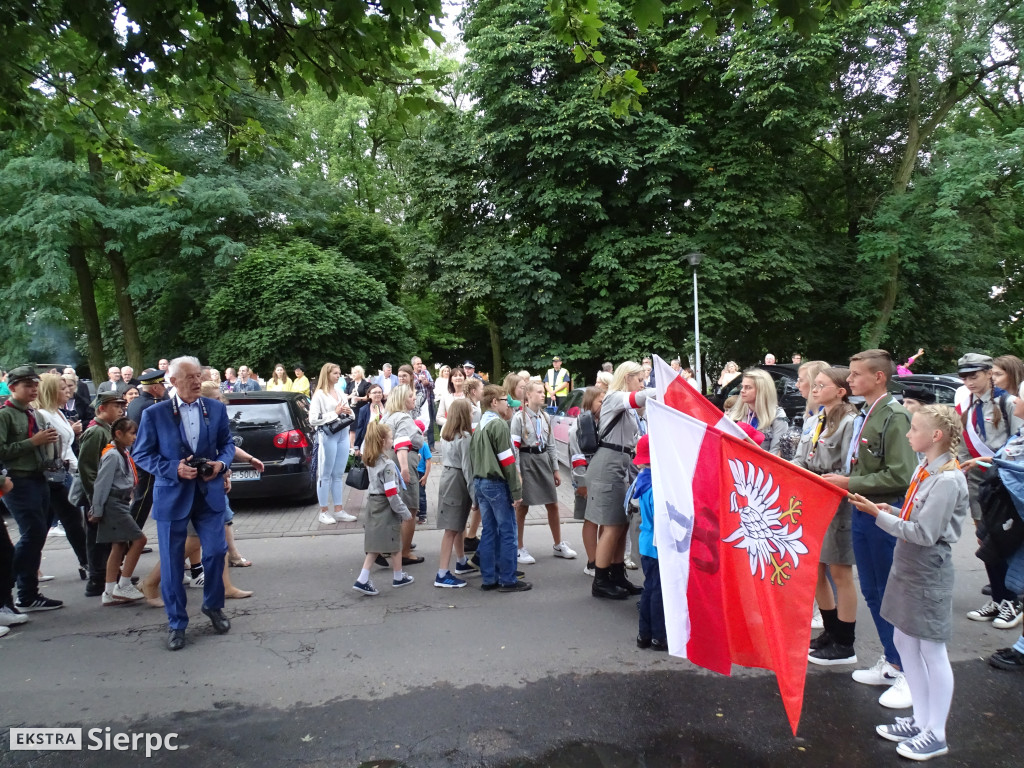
top-left (686, 251), bottom-right (704, 394)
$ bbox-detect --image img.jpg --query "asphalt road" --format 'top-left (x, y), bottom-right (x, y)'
top-left (2, 520), bottom-right (1022, 767)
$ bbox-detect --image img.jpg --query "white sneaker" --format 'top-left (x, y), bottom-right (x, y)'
top-left (0, 605), bottom-right (29, 626)
top-left (879, 673), bottom-right (913, 709)
top-left (318, 511), bottom-right (338, 525)
top-left (112, 583), bottom-right (145, 602)
top-left (623, 558), bottom-right (638, 570)
top-left (38, 574), bottom-right (55, 583)
top-left (811, 604), bottom-right (824, 630)
top-left (47, 523), bottom-right (66, 538)
top-left (517, 547), bottom-right (536, 565)
top-left (188, 572), bottom-right (205, 589)
top-left (553, 541), bottom-right (577, 559)
top-left (334, 511), bottom-right (357, 523)
top-left (0, 625), bottom-right (9, 638)
top-left (583, 563), bottom-right (596, 577)
top-left (852, 655), bottom-right (900, 686)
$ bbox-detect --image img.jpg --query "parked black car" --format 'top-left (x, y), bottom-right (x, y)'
top-left (892, 374), bottom-right (962, 405)
top-left (223, 391), bottom-right (316, 502)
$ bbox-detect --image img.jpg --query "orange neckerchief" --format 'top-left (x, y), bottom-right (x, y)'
top-left (899, 459), bottom-right (960, 520)
top-left (101, 443), bottom-right (138, 485)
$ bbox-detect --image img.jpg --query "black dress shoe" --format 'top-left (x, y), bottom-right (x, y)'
top-left (498, 580), bottom-right (532, 593)
top-left (649, 638), bottom-right (668, 652)
top-left (402, 556), bottom-right (425, 566)
top-left (84, 581), bottom-right (104, 597)
top-left (167, 629), bottom-right (186, 651)
top-left (201, 606), bottom-right (231, 634)
top-left (989, 646), bottom-right (1024, 670)
top-left (375, 554), bottom-right (390, 568)
top-left (637, 634), bottom-right (652, 649)
top-left (480, 582), bottom-right (499, 591)
top-left (141, 547), bottom-right (153, 554)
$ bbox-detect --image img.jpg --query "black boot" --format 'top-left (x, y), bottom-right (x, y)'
top-left (592, 567), bottom-right (628, 600)
top-left (612, 563), bottom-right (643, 596)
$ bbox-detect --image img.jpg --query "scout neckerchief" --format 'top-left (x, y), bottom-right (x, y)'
top-left (101, 443), bottom-right (139, 486)
top-left (845, 394), bottom-right (891, 472)
top-left (526, 405), bottom-right (546, 449)
top-left (807, 410), bottom-right (826, 460)
top-left (1, 398), bottom-right (38, 437)
top-left (898, 457), bottom-right (960, 521)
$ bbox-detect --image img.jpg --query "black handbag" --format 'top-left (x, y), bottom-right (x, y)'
top-left (326, 414), bottom-right (355, 434)
top-left (345, 457), bottom-right (370, 490)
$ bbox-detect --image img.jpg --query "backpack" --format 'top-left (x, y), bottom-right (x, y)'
top-left (576, 411), bottom-right (600, 455)
top-left (977, 467), bottom-right (1024, 560)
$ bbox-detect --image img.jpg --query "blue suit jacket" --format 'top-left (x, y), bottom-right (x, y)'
top-left (133, 397), bottom-right (236, 520)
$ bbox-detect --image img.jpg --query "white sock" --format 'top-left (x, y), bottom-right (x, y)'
top-left (456, 557), bottom-right (468, 566)
top-left (118, 576), bottom-right (132, 589)
top-left (358, 569), bottom-right (370, 584)
top-left (437, 569), bottom-right (447, 579)
top-left (105, 582), bottom-right (116, 594)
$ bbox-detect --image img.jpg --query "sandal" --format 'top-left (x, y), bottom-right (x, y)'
top-left (228, 556), bottom-right (253, 567)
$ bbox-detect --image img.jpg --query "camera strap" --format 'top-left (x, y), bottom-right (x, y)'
top-left (171, 396), bottom-right (211, 457)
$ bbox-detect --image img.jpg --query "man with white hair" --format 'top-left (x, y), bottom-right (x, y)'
top-left (133, 356), bottom-right (236, 651)
top-left (97, 366), bottom-right (125, 395)
top-left (121, 365), bottom-right (138, 386)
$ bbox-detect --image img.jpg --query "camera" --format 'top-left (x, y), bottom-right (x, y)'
top-left (185, 456), bottom-right (216, 479)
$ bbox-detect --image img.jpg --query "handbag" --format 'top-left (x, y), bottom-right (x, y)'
top-left (326, 414), bottom-right (355, 434)
top-left (345, 456), bottom-right (370, 490)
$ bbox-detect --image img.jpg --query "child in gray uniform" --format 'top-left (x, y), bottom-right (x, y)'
top-left (851, 405), bottom-right (969, 762)
top-left (353, 421), bottom-right (414, 595)
top-left (434, 399), bottom-right (477, 588)
top-left (88, 418), bottom-right (147, 606)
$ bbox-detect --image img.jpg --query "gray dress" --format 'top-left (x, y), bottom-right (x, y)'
top-left (437, 434), bottom-right (474, 532)
top-left (92, 448), bottom-right (143, 544)
top-left (792, 409), bottom-right (856, 565)
top-left (585, 389), bottom-right (652, 526)
top-left (877, 453), bottom-right (969, 642)
top-left (363, 458), bottom-right (411, 554)
top-left (384, 411), bottom-right (424, 515)
top-left (511, 408), bottom-right (557, 506)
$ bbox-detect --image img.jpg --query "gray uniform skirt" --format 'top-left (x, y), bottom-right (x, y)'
top-left (819, 500), bottom-right (854, 565)
top-left (437, 466), bottom-right (471, 532)
top-left (584, 447), bottom-right (636, 526)
top-left (881, 539), bottom-right (954, 643)
top-left (364, 494), bottom-right (402, 554)
top-left (96, 496), bottom-right (144, 544)
top-left (520, 452), bottom-right (557, 506)
top-left (399, 465), bottom-right (419, 518)
top-left (573, 493), bottom-right (587, 521)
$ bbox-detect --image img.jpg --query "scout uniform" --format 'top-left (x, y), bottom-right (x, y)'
top-left (567, 420), bottom-right (594, 521)
top-left (437, 433), bottom-right (474, 533)
top-left (363, 456), bottom-right (411, 554)
top-left (510, 405), bottom-right (557, 506)
top-left (127, 368), bottom-right (165, 528)
top-left (954, 353), bottom-right (1022, 521)
top-left (384, 410), bottom-right (424, 516)
top-left (92, 444), bottom-right (142, 545)
top-left (585, 388), bottom-right (654, 527)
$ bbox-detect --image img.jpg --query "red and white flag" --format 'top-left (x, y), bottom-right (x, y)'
top-left (653, 355), bottom-right (748, 440)
top-left (648, 399), bottom-right (846, 734)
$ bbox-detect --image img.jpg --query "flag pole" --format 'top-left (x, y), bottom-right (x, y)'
top-left (686, 252), bottom-right (704, 394)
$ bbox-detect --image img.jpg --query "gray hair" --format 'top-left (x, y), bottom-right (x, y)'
top-left (168, 356), bottom-right (201, 380)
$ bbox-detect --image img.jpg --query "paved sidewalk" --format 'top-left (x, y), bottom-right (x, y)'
top-left (228, 458), bottom-right (580, 541)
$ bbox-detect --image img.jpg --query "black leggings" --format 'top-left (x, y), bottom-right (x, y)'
top-left (47, 481), bottom-right (88, 568)
top-left (0, 504), bottom-right (14, 605)
top-left (985, 557), bottom-right (1019, 603)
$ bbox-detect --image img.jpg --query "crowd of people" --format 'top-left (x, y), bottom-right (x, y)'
top-left (3, 347), bottom-right (1024, 762)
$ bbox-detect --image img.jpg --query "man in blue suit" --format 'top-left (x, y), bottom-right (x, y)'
top-left (133, 356), bottom-right (236, 651)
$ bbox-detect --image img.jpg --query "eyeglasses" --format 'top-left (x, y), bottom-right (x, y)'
top-left (811, 383), bottom-right (834, 391)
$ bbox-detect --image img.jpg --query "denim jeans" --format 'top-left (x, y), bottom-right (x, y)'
top-left (476, 478), bottom-right (518, 586)
top-left (1004, 544), bottom-right (1024, 595)
top-left (316, 426), bottom-right (350, 508)
top-left (851, 504), bottom-right (901, 667)
top-left (418, 481), bottom-right (428, 521)
top-left (4, 476), bottom-right (51, 602)
top-left (638, 555), bottom-right (666, 642)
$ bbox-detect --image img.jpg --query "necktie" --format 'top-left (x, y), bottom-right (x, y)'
top-left (973, 399), bottom-right (987, 440)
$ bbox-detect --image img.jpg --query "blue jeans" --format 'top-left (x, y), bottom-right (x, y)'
top-left (851, 504), bottom-right (901, 667)
top-left (4, 476), bottom-right (51, 602)
top-left (638, 555), bottom-right (666, 642)
top-left (316, 426), bottom-right (350, 508)
top-left (157, 486), bottom-right (228, 630)
top-left (476, 478), bottom-right (518, 586)
top-left (418, 481), bottom-right (428, 521)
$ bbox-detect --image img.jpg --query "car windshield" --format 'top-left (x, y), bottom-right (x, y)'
top-left (228, 402), bottom-right (290, 430)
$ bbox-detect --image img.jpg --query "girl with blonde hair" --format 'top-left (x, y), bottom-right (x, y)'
top-left (309, 362), bottom-right (356, 525)
top-left (585, 361), bottom-right (652, 599)
top-left (384, 384), bottom-right (425, 565)
top-left (352, 421), bottom-right (415, 595)
top-left (728, 369), bottom-right (789, 456)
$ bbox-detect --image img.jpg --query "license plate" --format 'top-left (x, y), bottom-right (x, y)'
top-left (232, 469), bottom-right (260, 481)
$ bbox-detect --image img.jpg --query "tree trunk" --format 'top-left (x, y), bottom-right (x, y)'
top-left (61, 139), bottom-right (106, 380)
top-left (487, 317), bottom-right (503, 382)
top-left (87, 151), bottom-right (145, 371)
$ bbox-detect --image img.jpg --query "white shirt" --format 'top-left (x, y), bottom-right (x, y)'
top-left (176, 395), bottom-right (202, 452)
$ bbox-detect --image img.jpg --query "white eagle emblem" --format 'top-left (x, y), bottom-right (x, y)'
top-left (723, 459), bottom-right (808, 585)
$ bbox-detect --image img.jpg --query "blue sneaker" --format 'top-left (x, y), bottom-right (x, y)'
top-left (434, 571), bottom-right (467, 589)
top-left (352, 580), bottom-right (379, 596)
top-left (454, 561), bottom-right (478, 576)
top-left (392, 573), bottom-right (415, 588)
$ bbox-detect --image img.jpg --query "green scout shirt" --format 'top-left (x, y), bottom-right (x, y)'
top-left (78, 419), bottom-right (114, 499)
top-left (470, 412), bottom-right (522, 499)
top-left (0, 398), bottom-right (43, 474)
top-left (847, 396), bottom-right (916, 502)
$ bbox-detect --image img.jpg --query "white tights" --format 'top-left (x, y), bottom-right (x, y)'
top-left (893, 627), bottom-right (953, 740)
